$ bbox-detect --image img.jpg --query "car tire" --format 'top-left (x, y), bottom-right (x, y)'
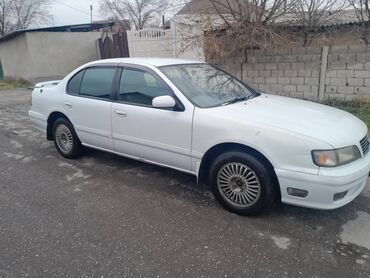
top-left (52, 118), bottom-right (81, 159)
top-left (209, 151), bottom-right (277, 216)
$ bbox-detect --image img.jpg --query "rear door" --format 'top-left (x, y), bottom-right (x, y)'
top-left (63, 66), bottom-right (117, 150)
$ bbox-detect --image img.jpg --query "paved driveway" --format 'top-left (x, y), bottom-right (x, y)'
top-left (0, 89), bottom-right (369, 278)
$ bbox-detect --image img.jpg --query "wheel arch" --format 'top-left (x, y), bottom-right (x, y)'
top-left (46, 111), bottom-right (72, 141)
top-left (197, 142), bottom-right (281, 198)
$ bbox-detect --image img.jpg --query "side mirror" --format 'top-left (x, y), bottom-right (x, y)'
top-left (152, 95), bottom-right (176, 109)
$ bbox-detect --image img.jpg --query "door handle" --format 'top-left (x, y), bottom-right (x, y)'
top-left (64, 102), bottom-right (72, 108)
top-left (114, 109), bottom-right (127, 117)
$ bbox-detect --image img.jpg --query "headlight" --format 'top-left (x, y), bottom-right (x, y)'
top-left (312, 146), bottom-right (361, 167)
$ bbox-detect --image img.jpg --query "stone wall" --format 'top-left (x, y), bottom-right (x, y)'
top-left (326, 46), bottom-right (370, 100)
top-left (126, 27), bottom-right (204, 60)
top-left (208, 45), bottom-right (370, 101)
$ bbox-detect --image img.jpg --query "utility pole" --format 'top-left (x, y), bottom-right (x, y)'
top-left (90, 5), bottom-right (93, 24)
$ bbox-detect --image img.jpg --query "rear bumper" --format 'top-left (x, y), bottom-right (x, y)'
top-left (276, 154), bottom-right (370, 210)
top-left (28, 110), bottom-right (47, 134)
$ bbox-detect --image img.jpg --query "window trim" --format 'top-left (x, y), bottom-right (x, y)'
top-left (66, 64), bottom-right (119, 102)
top-left (114, 64), bottom-right (185, 112)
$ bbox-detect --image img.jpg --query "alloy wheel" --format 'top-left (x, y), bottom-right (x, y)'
top-left (217, 162), bottom-right (261, 207)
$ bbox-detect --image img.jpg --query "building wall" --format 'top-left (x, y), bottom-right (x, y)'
top-left (0, 31), bottom-right (101, 81)
top-left (208, 45), bottom-right (370, 102)
top-left (0, 33), bottom-right (31, 81)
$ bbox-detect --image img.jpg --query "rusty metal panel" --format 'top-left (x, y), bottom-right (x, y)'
top-left (121, 31), bottom-right (130, 58)
top-left (98, 31), bottom-right (130, 59)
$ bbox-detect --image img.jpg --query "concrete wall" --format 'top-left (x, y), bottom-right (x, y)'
top-left (0, 33), bottom-right (31, 80)
top-left (0, 32), bottom-right (101, 81)
top-left (127, 29), bottom-right (174, 58)
top-left (126, 27), bottom-right (204, 61)
top-left (171, 19), bottom-right (205, 60)
top-left (325, 46), bottom-right (370, 100)
top-left (208, 45), bottom-right (370, 102)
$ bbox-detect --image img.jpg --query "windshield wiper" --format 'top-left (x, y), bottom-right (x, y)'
top-left (221, 96), bottom-right (250, 106)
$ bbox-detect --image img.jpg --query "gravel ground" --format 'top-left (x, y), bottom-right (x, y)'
top-left (0, 89), bottom-right (369, 278)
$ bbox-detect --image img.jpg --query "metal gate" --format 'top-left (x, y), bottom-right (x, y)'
top-left (98, 31), bottom-right (130, 59)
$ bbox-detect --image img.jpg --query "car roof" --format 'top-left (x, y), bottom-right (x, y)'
top-left (90, 57), bottom-right (205, 67)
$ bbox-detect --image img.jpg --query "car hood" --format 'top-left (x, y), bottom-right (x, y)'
top-left (210, 94), bottom-right (367, 148)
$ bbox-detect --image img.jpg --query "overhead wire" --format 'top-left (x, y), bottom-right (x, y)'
top-left (54, 0), bottom-right (104, 19)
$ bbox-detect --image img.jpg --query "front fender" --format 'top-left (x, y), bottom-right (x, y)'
top-left (192, 109), bottom-right (332, 176)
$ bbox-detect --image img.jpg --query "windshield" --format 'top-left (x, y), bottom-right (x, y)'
top-left (160, 64), bottom-right (257, 108)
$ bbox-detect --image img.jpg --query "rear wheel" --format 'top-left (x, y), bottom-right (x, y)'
top-left (52, 118), bottom-right (81, 159)
top-left (209, 151), bottom-right (277, 216)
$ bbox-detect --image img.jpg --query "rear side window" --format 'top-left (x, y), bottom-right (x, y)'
top-left (67, 70), bottom-right (84, 95)
top-left (79, 68), bottom-right (116, 99)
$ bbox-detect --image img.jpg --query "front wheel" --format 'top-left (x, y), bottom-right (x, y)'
top-left (209, 151), bottom-right (277, 216)
top-left (52, 118), bottom-right (81, 159)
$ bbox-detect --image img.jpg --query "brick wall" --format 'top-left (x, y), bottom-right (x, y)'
top-left (208, 45), bottom-right (370, 101)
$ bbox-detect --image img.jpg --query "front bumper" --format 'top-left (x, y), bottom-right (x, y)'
top-left (276, 153), bottom-right (370, 210)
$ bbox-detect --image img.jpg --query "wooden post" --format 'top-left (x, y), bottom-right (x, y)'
top-left (318, 46), bottom-right (329, 101)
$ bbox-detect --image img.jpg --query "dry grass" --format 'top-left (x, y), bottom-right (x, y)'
top-left (324, 99), bottom-right (370, 130)
top-left (0, 79), bottom-right (30, 90)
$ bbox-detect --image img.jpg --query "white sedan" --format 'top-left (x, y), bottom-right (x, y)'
top-left (29, 58), bottom-right (370, 215)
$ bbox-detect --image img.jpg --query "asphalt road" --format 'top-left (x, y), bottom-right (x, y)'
top-left (0, 89), bottom-right (370, 278)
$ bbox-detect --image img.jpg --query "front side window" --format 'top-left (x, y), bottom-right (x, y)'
top-left (119, 68), bottom-right (171, 106)
top-left (160, 64), bottom-right (256, 108)
top-left (79, 67), bottom-right (116, 99)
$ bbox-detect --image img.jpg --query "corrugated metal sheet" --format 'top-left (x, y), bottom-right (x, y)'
top-left (0, 22), bottom-right (115, 43)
